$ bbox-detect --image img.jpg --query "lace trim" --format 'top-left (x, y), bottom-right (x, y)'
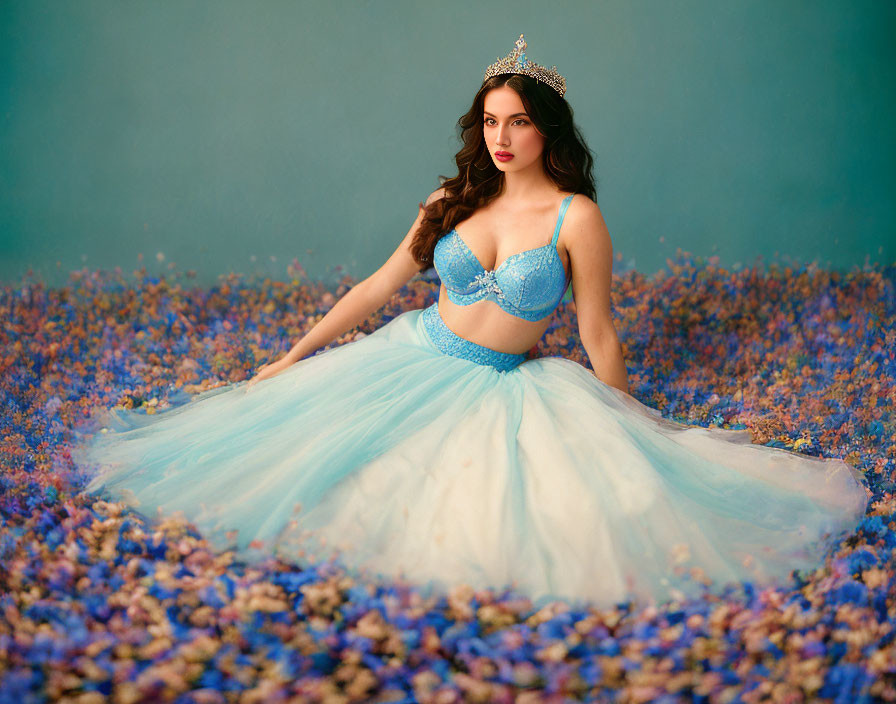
top-left (420, 304), bottom-right (526, 372)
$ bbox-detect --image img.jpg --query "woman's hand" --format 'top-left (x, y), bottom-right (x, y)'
top-left (247, 356), bottom-right (293, 388)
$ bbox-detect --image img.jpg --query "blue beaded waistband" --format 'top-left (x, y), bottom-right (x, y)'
top-left (421, 303), bottom-right (526, 372)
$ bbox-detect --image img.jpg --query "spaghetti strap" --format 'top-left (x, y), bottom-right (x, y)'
top-left (551, 194), bottom-right (575, 246)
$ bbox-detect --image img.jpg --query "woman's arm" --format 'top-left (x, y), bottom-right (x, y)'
top-left (564, 198), bottom-right (630, 395)
top-left (248, 198), bottom-right (434, 385)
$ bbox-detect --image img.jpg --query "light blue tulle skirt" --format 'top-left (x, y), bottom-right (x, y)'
top-left (73, 302), bottom-right (869, 609)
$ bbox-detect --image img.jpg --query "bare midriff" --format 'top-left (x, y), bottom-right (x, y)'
top-left (436, 288), bottom-right (565, 354)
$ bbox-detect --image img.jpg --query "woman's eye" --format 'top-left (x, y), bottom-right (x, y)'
top-left (484, 118), bottom-right (529, 126)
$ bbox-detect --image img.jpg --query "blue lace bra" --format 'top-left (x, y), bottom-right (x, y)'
top-left (432, 194), bottom-right (574, 322)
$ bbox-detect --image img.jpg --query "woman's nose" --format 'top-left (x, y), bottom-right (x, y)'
top-left (496, 125), bottom-right (510, 145)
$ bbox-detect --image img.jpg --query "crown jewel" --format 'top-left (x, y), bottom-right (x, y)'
top-left (483, 34), bottom-right (566, 97)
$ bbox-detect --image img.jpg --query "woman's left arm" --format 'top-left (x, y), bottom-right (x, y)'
top-left (564, 199), bottom-right (630, 395)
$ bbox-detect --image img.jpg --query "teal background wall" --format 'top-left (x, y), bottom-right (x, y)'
top-left (2, 0), bottom-right (894, 288)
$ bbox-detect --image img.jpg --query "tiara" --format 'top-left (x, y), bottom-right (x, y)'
top-left (483, 34), bottom-right (566, 97)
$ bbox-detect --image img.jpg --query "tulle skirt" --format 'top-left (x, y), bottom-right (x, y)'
top-left (72, 302), bottom-right (869, 609)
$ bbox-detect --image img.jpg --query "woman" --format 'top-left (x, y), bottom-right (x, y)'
top-left (76, 35), bottom-right (868, 610)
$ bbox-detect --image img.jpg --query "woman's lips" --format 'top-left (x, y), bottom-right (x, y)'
top-left (495, 152), bottom-right (514, 162)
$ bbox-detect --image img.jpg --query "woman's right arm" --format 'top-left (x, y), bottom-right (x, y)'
top-left (250, 190), bottom-right (444, 383)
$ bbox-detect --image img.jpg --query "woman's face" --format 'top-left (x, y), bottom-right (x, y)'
top-left (482, 85), bottom-right (545, 173)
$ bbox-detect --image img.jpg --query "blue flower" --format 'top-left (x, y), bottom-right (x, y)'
top-left (833, 579), bottom-right (868, 605)
top-left (846, 549), bottom-right (877, 573)
top-left (858, 515), bottom-right (885, 538)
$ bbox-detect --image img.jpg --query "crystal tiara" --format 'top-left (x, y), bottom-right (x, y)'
top-left (483, 34), bottom-right (566, 98)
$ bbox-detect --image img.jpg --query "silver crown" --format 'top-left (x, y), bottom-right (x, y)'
top-left (483, 34), bottom-right (566, 97)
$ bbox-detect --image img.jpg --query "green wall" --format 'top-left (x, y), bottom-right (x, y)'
top-left (2, 0), bottom-right (893, 287)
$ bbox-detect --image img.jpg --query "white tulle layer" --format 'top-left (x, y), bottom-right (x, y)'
top-left (73, 306), bottom-right (868, 609)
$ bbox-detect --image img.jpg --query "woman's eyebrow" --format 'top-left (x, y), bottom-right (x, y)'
top-left (484, 111), bottom-right (529, 117)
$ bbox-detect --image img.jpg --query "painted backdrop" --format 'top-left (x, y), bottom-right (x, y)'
top-left (1, 0), bottom-right (893, 287)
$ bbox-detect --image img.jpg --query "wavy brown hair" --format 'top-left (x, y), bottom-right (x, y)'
top-left (410, 73), bottom-right (597, 272)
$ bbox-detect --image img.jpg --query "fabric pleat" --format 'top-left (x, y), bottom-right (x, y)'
top-left (72, 305), bottom-right (869, 609)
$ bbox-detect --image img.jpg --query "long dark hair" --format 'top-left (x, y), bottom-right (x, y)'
top-left (410, 73), bottom-right (597, 271)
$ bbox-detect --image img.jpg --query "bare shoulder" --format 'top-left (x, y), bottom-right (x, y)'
top-left (424, 187), bottom-right (447, 207)
top-left (563, 194), bottom-right (611, 251)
